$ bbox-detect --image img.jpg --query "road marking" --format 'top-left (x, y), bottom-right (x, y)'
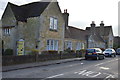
top-left (47, 74), bottom-right (64, 78)
top-left (103, 73), bottom-right (115, 79)
top-left (68, 64), bottom-right (81, 67)
top-left (100, 67), bottom-right (109, 70)
top-left (81, 63), bottom-right (84, 64)
top-left (95, 59), bottom-right (118, 66)
top-left (95, 63), bottom-right (104, 66)
top-left (74, 70), bottom-right (101, 78)
top-left (105, 74), bottom-right (114, 78)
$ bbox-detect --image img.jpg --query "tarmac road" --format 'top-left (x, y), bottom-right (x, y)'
top-left (2, 55), bottom-right (120, 80)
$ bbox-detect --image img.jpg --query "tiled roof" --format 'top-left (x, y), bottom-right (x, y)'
top-left (65, 26), bottom-right (88, 41)
top-left (86, 26), bottom-right (112, 36)
top-left (7, 1), bottom-right (52, 21)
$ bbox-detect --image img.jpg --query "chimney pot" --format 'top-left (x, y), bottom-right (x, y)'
top-left (92, 21), bottom-right (95, 24)
top-left (101, 21), bottom-right (103, 23)
top-left (64, 9), bottom-right (65, 13)
top-left (66, 9), bottom-right (67, 13)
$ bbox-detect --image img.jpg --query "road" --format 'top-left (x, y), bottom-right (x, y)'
top-left (2, 55), bottom-right (120, 80)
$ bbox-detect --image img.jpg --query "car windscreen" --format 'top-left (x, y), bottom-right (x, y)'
top-left (95, 50), bottom-right (100, 52)
top-left (117, 49), bottom-right (120, 52)
top-left (105, 49), bottom-right (112, 52)
top-left (87, 49), bottom-right (95, 53)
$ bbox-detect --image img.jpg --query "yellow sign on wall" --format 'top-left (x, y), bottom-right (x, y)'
top-left (17, 39), bottom-right (24, 55)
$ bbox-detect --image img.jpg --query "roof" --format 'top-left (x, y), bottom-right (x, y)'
top-left (91, 34), bottom-right (105, 42)
top-left (65, 26), bottom-right (88, 41)
top-left (7, 1), bottom-right (53, 21)
top-left (86, 26), bottom-right (112, 36)
top-left (65, 26), bottom-right (105, 42)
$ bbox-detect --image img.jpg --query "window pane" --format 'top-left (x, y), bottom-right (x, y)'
top-left (51, 40), bottom-right (53, 50)
top-left (47, 40), bottom-right (50, 50)
top-left (50, 17), bottom-right (54, 29)
top-left (54, 19), bottom-right (58, 30)
top-left (54, 40), bottom-right (58, 50)
top-left (76, 43), bottom-right (81, 50)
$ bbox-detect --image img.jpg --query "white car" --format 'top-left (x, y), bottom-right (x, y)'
top-left (103, 48), bottom-right (116, 57)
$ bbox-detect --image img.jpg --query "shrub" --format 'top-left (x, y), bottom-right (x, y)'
top-left (26, 52), bottom-right (35, 55)
top-left (4, 49), bottom-right (13, 56)
top-left (64, 48), bottom-right (75, 54)
top-left (48, 50), bottom-right (58, 54)
top-left (41, 50), bottom-right (58, 55)
top-left (79, 49), bottom-right (86, 57)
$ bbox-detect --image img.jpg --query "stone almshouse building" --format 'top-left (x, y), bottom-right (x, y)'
top-left (1, 0), bottom-right (114, 55)
top-left (1, 0), bottom-right (65, 55)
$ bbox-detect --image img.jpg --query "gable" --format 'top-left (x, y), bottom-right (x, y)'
top-left (88, 35), bottom-right (104, 42)
top-left (2, 4), bottom-right (16, 27)
top-left (86, 26), bottom-right (113, 36)
top-left (40, 1), bottom-right (65, 27)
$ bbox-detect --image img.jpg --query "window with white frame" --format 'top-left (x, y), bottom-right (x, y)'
top-left (50, 17), bottom-right (58, 30)
top-left (46, 40), bottom-right (58, 51)
top-left (4, 28), bottom-right (11, 35)
top-left (82, 43), bottom-right (85, 49)
top-left (66, 41), bottom-right (72, 50)
top-left (76, 42), bottom-right (82, 50)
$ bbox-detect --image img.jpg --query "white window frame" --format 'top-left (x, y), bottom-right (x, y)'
top-left (50, 17), bottom-right (54, 29)
top-left (50, 17), bottom-right (58, 30)
top-left (66, 41), bottom-right (72, 50)
top-left (46, 40), bottom-right (58, 51)
top-left (4, 28), bottom-right (11, 35)
top-left (76, 42), bottom-right (82, 50)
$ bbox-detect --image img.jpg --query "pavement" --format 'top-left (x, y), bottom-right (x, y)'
top-left (2, 57), bottom-right (84, 72)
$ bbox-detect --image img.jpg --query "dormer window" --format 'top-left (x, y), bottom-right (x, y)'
top-left (50, 17), bottom-right (58, 30)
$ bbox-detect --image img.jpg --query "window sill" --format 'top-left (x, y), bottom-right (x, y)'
top-left (49, 29), bottom-right (58, 32)
top-left (3, 34), bottom-right (10, 36)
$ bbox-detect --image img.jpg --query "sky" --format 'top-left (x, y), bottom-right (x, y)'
top-left (0, 0), bottom-right (119, 36)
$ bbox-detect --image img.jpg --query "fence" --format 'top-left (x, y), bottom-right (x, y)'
top-left (2, 52), bottom-right (84, 66)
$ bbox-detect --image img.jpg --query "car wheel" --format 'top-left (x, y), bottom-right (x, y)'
top-left (96, 56), bottom-right (99, 60)
top-left (102, 55), bottom-right (105, 59)
top-left (111, 54), bottom-right (114, 57)
top-left (98, 55), bottom-right (104, 60)
top-left (114, 54), bottom-right (116, 57)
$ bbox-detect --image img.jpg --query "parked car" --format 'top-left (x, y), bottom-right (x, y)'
top-left (103, 48), bottom-right (116, 57)
top-left (85, 48), bottom-right (105, 60)
top-left (116, 48), bottom-right (120, 55)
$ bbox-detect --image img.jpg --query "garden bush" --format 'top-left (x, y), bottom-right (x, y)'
top-left (4, 49), bottom-right (13, 56)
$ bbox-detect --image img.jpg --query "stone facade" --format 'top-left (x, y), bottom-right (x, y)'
top-left (1, 0), bottom-right (114, 56)
top-left (86, 21), bottom-right (114, 48)
top-left (38, 2), bottom-right (65, 53)
top-left (1, 1), bottom-right (65, 55)
top-left (64, 38), bottom-right (86, 51)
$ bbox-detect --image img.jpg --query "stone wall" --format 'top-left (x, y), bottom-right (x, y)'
top-left (38, 2), bottom-right (65, 53)
top-left (1, 4), bottom-right (17, 55)
top-left (2, 4), bottom-right (16, 27)
top-left (64, 38), bottom-right (86, 51)
top-left (2, 53), bottom-right (83, 66)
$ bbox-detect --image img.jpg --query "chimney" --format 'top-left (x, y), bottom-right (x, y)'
top-left (62, 9), bottom-right (69, 27)
top-left (100, 21), bottom-right (104, 36)
top-left (100, 21), bottom-right (104, 26)
top-left (90, 21), bottom-right (96, 35)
